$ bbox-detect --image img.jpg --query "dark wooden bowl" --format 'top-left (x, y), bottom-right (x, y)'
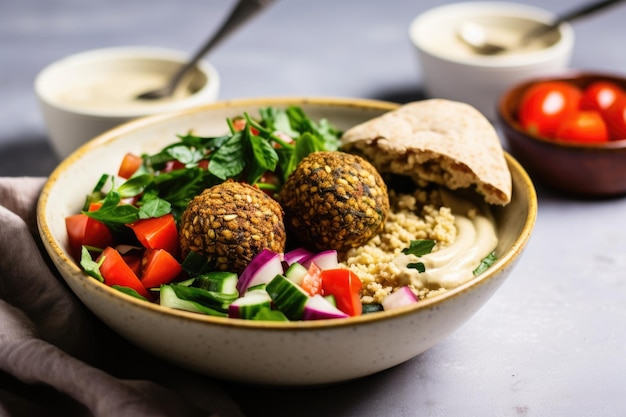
top-left (497, 72), bottom-right (626, 197)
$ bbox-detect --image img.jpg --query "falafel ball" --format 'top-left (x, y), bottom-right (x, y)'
top-left (279, 151), bottom-right (389, 252)
top-left (179, 180), bottom-right (286, 274)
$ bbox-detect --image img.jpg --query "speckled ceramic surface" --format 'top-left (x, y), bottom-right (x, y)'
top-left (37, 97), bottom-right (537, 386)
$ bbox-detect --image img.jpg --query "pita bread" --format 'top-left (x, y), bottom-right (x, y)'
top-left (340, 99), bottom-right (512, 205)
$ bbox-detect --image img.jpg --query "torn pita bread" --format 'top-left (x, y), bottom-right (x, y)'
top-left (341, 99), bottom-right (512, 205)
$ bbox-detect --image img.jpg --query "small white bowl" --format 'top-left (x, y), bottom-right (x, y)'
top-left (35, 46), bottom-right (220, 159)
top-left (409, 2), bottom-right (574, 120)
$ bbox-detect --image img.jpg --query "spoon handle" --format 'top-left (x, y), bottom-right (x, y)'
top-left (522, 0), bottom-right (626, 42)
top-left (165, 0), bottom-right (276, 97)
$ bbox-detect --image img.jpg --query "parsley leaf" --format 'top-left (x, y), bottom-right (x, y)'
top-left (402, 239), bottom-right (436, 273)
top-left (473, 251), bottom-right (497, 276)
top-left (112, 285), bottom-right (149, 301)
top-left (402, 240), bottom-right (436, 257)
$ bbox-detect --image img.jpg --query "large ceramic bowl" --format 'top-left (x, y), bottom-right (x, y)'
top-left (37, 97), bottom-right (537, 386)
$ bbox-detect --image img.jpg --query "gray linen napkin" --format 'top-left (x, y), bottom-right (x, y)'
top-left (0, 177), bottom-right (245, 417)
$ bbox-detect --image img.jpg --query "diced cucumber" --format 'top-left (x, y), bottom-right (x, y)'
top-left (160, 285), bottom-right (227, 317)
top-left (284, 262), bottom-right (308, 285)
top-left (361, 303), bottom-right (384, 314)
top-left (193, 271), bottom-right (238, 295)
top-left (177, 277), bottom-right (196, 287)
top-left (228, 290), bottom-right (272, 319)
top-left (266, 274), bottom-right (309, 320)
top-left (170, 284), bottom-right (238, 312)
top-left (246, 283), bottom-right (267, 292)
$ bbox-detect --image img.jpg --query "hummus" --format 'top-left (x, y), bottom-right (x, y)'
top-left (342, 189), bottom-right (497, 304)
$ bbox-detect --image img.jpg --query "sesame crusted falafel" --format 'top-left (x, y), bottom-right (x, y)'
top-left (179, 180), bottom-right (286, 274)
top-left (279, 151), bottom-right (390, 252)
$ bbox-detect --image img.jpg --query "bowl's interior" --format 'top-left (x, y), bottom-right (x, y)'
top-left (39, 97), bottom-right (536, 326)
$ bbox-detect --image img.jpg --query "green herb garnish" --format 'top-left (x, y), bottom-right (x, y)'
top-left (473, 251), bottom-right (497, 276)
top-left (81, 106), bottom-right (341, 229)
top-left (402, 239), bottom-right (436, 273)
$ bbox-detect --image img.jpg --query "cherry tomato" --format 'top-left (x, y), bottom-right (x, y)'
top-left (555, 110), bottom-right (609, 143)
top-left (580, 81), bottom-right (624, 112)
top-left (603, 93), bottom-right (626, 140)
top-left (518, 81), bottom-right (582, 138)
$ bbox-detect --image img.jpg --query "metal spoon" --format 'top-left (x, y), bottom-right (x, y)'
top-left (456, 0), bottom-right (626, 55)
top-left (137, 0), bottom-right (275, 100)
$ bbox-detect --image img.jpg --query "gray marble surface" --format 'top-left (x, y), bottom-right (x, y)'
top-left (2, 0), bottom-right (626, 416)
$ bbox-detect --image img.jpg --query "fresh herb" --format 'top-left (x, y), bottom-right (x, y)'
top-left (112, 285), bottom-right (149, 301)
top-left (80, 246), bottom-right (104, 282)
top-left (82, 106), bottom-right (341, 228)
top-left (170, 284), bottom-right (238, 313)
top-left (402, 239), bottom-right (436, 273)
top-left (473, 251), bottom-right (497, 276)
top-left (84, 189), bottom-right (140, 227)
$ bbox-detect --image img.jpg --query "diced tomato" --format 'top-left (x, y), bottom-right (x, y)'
top-left (128, 214), bottom-right (180, 258)
top-left (122, 253), bottom-right (143, 277)
top-left (98, 247), bottom-right (150, 299)
top-left (118, 153), bottom-right (143, 179)
top-left (301, 262), bottom-right (323, 296)
top-left (65, 213), bottom-right (114, 261)
top-left (321, 269), bottom-right (362, 316)
top-left (140, 248), bottom-right (183, 288)
top-left (232, 117), bottom-right (259, 135)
